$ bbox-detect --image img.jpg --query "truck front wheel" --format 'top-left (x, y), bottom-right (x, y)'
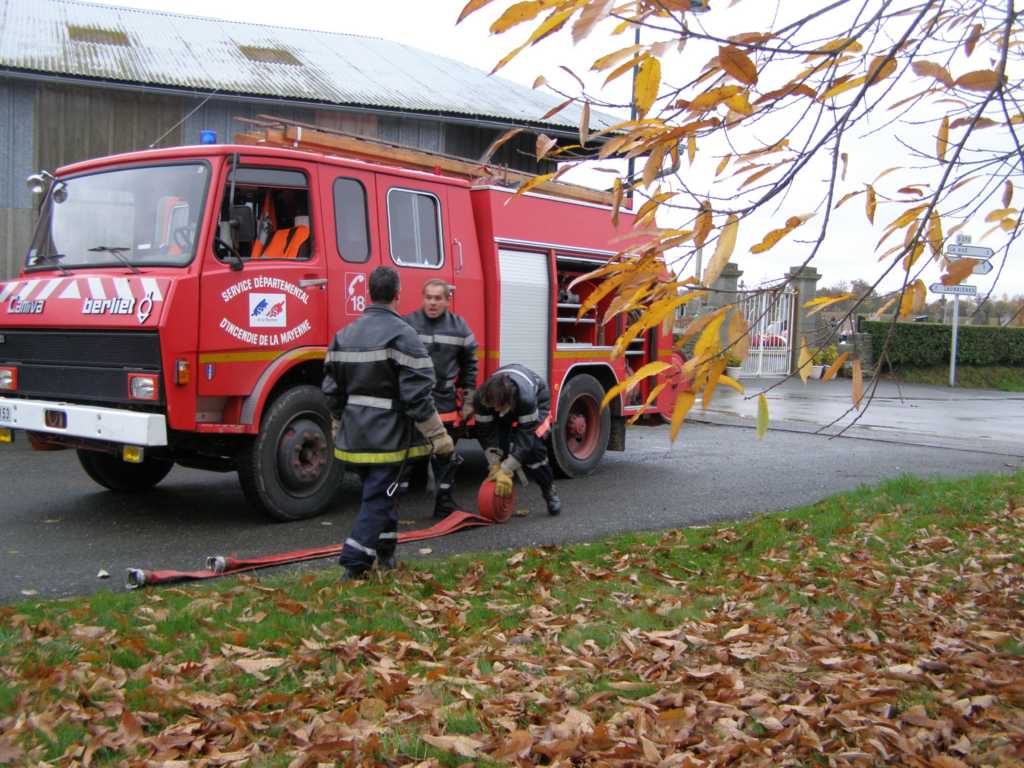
top-left (237, 385), bottom-right (343, 522)
top-left (550, 374), bottom-right (611, 478)
top-left (77, 450), bottom-right (174, 492)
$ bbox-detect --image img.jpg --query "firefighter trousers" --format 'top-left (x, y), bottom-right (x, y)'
top-left (339, 464), bottom-right (400, 574)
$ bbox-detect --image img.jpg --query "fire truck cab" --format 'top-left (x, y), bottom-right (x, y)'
top-left (0, 141), bottom-right (680, 520)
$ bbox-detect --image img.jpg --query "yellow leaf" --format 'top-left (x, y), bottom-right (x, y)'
top-left (911, 60), bottom-right (954, 87)
top-left (532, 75), bottom-right (547, 89)
top-left (798, 337), bottom-right (812, 383)
top-left (601, 361), bottom-right (672, 410)
top-left (941, 258), bottom-right (975, 285)
top-left (693, 200), bottom-right (713, 248)
top-left (703, 358), bottom-right (728, 409)
top-left (670, 391), bottom-right (696, 442)
top-left (718, 45), bottom-right (758, 85)
top-left (676, 305), bottom-right (729, 349)
top-left (806, 37), bottom-right (864, 60)
top-left (851, 359), bottom-right (864, 410)
top-left (727, 307), bottom-right (750, 361)
top-left (867, 55), bottom-right (898, 83)
top-left (927, 210), bottom-right (943, 258)
top-left (481, 128), bottom-right (524, 164)
top-left (694, 312), bottom-right (726, 360)
top-left (567, 259), bottom-right (629, 292)
top-left (804, 293), bottom-right (856, 316)
top-left (512, 171), bottom-right (557, 198)
top-left (703, 214), bottom-right (739, 287)
top-left (724, 91), bottom-right (753, 116)
top-left (535, 133), bottom-right (558, 161)
top-left (627, 381), bottom-right (667, 426)
top-left (898, 279), bottom-right (926, 318)
top-left (525, 6), bottom-right (577, 46)
top-left (903, 242), bottom-right (925, 272)
top-left (820, 74), bottom-right (867, 100)
top-left (642, 143), bottom-right (667, 189)
top-left (871, 296), bottom-right (897, 320)
top-left (634, 57), bottom-right (661, 117)
top-left (885, 204), bottom-right (928, 232)
top-left (715, 154), bottom-right (731, 176)
top-left (1001, 216), bottom-right (1018, 232)
top-left (688, 85), bottom-right (743, 112)
top-left (937, 115), bottom-right (949, 163)
top-left (756, 393), bottom-right (769, 439)
top-left (985, 207), bottom-right (1018, 222)
top-left (1003, 180), bottom-right (1014, 208)
top-left (955, 69), bottom-right (1001, 92)
top-left (823, 351), bottom-right (849, 382)
top-left (592, 44), bottom-right (643, 72)
top-left (491, 42), bottom-right (528, 74)
top-left (866, 184), bottom-right (877, 224)
top-left (457, 0), bottom-right (496, 24)
top-left (687, 134), bottom-right (697, 164)
top-left (834, 189), bottom-right (865, 210)
top-left (719, 374), bottom-right (744, 394)
top-left (490, 1), bottom-right (547, 34)
top-left (750, 216), bottom-right (802, 254)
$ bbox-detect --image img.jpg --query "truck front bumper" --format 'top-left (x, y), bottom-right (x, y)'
top-left (0, 397), bottom-right (168, 446)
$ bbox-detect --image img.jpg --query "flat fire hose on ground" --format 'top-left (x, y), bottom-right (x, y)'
top-left (125, 482), bottom-right (516, 590)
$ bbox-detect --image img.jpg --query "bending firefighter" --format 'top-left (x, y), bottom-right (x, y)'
top-left (403, 278), bottom-right (478, 517)
top-left (322, 267), bottom-right (454, 579)
top-left (474, 364), bottom-right (562, 516)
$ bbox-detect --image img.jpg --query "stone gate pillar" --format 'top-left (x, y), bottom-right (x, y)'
top-left (788, 265), bottom-right (821, 370)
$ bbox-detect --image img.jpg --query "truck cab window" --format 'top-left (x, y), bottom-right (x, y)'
top-left (333, 178), bottom-right (370, 263)
top-left (216, 167), bottom-right (312, 262)
top-left (387, 188), bottom-right (442, 267)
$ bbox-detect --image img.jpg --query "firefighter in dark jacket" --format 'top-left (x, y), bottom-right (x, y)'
top-left (403, 278), bottom-right (478, 517)
top-left (474, 363), bottom-right (562, 516)
top-left (323, 266), bottom-right (454, 579)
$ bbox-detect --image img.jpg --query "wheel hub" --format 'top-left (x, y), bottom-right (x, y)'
top-left (567, 413), bottom-right (588, 442)
top-left (277, 419), bottom-right (328, 491)
top-left (565, 394), bottom-right (600, 460)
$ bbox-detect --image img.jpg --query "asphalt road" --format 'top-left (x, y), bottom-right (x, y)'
top-left (2, 417), bottom-right (1020, 603)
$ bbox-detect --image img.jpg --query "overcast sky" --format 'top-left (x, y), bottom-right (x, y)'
top-left (87, 0), bottom-right (1022, 300)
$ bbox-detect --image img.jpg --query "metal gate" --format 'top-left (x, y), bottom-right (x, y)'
top-left (737, 288), bottom-right (796, 377)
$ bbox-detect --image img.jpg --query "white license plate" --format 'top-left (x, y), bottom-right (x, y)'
top-left (0, 405), bottom-right (11, 423)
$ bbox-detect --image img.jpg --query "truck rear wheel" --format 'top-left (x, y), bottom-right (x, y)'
top-left (77, 449), bottom-right (173, 492)
top-left (238, 385), bottom-right (343, 522)
top-left (550, 373), bottom-right (610, 478)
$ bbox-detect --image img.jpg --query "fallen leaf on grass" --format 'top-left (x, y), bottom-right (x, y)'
top-left (233, 657), bottom-right (286, 680)
top-left (421, 734), bottom-right (483, 758)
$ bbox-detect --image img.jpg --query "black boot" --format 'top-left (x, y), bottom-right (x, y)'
top-left (378, 553), bottom-right (397, 571)
top-left (433, 490), bottom-right (460, 519)
top-left (541, 484), bottom-right (561, 516)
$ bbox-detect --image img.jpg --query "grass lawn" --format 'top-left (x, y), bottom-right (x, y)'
top-left (2, 472), bottom-right (1023, 766)
top-left (883, 365), bottom-right (1024, 392)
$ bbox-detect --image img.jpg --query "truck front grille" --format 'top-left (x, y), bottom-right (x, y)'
top-left (0, 329), bottom-right (163, 407)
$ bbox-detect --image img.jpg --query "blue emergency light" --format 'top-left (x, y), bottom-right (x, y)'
top-left (199, 130), bottom-right (218, 145)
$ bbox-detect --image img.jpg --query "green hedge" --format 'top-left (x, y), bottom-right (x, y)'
top-left (862, 320), bottom-right (1024, 369)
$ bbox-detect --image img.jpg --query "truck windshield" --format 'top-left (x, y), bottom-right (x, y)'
top-left (26, 163), bottom-right (209, 270)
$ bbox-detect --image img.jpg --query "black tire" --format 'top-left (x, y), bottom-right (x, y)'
top-left (550, 373), bottom-right (611, 478)
top-left (77, 449), bottom-right (173, 492)
top-left (237, 385), bottom-right (344, 522)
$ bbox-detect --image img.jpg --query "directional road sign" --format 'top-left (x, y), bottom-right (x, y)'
top-left (929, 283), bottom-right (977, 296)
top-left (945, 243), bottom-right (994, 259)
top-left (965, 259), bottom-right (993, 275)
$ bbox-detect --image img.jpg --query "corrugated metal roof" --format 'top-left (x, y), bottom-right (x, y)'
top-left (0, 0), bottom-right (619, 132)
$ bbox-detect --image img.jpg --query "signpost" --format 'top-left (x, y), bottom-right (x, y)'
top-left (936, 235), bottom-right (992, 387)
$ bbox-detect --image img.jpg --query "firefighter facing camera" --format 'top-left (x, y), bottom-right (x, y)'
top-left (323, 266), bottom-right (454, 580)
top-left (403, 278), bottom-right (478, 517)
top-left (474, 365), bottom-right (562, 516)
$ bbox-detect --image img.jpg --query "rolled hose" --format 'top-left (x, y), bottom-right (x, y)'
top-left (476, 479), bottom-right (515, 523)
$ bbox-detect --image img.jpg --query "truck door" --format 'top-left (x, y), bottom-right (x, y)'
top-left (198, 160), bottom-right (327, 412)
top-left (321, 169), bottom-right (378, 335)
top-left (376, 175), bottom-right (455, 316)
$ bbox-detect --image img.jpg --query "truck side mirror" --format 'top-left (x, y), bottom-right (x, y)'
top-left (229, 205), bottom-right (255, 243)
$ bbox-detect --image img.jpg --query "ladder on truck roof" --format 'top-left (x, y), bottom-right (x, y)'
top-left (234, 114), bottom-right (615, 207)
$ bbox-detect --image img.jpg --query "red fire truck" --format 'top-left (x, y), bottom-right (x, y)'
top-left (0, 135), bottom-right (680, 520)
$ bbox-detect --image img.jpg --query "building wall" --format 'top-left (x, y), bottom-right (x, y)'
top-left (0, 80), bottom-right (37, 279)
top-left (0, 77), bottom-right (551, 281)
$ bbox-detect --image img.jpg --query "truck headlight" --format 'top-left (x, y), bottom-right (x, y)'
top-left (128, 373), bottom-right (159, 401)
top-left (0, 366), bottom-right (17, 391)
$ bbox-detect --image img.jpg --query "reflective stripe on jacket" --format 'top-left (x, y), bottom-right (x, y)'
top-left (403, 308), bottom-right (479, 413)
top-left (322, 304), bottom-right (438, 465)
top-left (473, 363), bottom-right (551, 465)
